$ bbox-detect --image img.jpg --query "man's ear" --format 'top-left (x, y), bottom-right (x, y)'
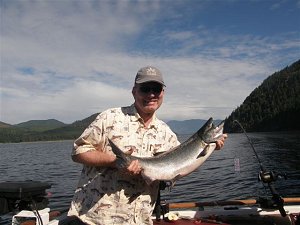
top-left (132, 86), bottom-right (137, 96)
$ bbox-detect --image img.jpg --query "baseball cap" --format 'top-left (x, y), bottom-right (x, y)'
top-left (135, 66), bottom-right (165, 86)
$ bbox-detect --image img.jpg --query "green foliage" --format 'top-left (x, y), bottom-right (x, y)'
top-left (225, 59), bottom-right (300, 133)
top-left (15, 119), bottom-right (66, 132)
top-left (0, 113), bottom-right (99, 143)
top-left (0, 121), bottom-right (12, 128)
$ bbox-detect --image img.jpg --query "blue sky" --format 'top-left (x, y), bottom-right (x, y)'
top-left (1, 0), bottom-right (300, 124)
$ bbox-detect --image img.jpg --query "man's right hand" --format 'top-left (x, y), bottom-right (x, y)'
top-left (125, 159), bottom-right (142, 175)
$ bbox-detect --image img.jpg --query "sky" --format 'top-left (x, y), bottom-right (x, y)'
top-left (1, 0), bottom-right (300, 125)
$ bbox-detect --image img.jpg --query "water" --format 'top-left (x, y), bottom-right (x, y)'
top-left (1, 132), bottom-right (300, 223)
top-left (162, 132), bottom-right (300, 202)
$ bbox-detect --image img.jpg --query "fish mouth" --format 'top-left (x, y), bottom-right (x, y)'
top-left (213, 121), bottom-right (225, 139)
top-left (205, 118), bottom-right (214, 130)
top-left (199, 118), bottom-right (224, 143)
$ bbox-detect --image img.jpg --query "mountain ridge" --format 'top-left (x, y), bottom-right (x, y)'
top-left (167, 119), bottom-right (222, 134)
top-left (1, 59), bottom-right (299, 142)
top-left (15, 119), bottom-right (66, 132)
top-left (0, 116), bottom-right (215, 143)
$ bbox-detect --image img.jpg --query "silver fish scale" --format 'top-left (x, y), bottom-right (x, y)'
top-left (109, 118), bottom-right (224, 185)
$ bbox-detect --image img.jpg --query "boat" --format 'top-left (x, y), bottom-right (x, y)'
top-left (0, 180), bottom-right (299, 225)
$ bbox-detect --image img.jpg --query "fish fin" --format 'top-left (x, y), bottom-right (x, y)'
top-left (108, 138), bottom-right (131, 168)
top-left (169, 174), bottom-right (181, 189)
top-left (170, 181), bottom-right (176, 190)
top-left (197, 145), bottom-right (210, 158)
top-left (143, 174), bottom-right (155, 186)
top-left (161, 181), bottom-right (173, 191)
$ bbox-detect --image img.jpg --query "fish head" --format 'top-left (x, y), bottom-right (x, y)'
top-left (200, 118), bottom-right (225, 143)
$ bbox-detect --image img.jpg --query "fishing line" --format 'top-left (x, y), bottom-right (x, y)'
top-left (233, 120), bottom-right (287, 217)
top-left (233, 120), bottom-right (268, 194)
top-left (233, 120), bottom-right (265, 170)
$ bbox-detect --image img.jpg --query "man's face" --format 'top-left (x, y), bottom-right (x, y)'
top-left (132, 82), bottom-right (164, 115)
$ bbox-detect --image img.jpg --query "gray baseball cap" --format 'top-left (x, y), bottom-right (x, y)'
top-left (135, 66), bottom-right (165, 86)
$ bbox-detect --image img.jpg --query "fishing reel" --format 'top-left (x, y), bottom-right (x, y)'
top-left (258, 170), bottom-right (287, 183)
top-left (233, 119), bottom-right (289, 217)
top-left (258, 169), bottom-right (288, 217)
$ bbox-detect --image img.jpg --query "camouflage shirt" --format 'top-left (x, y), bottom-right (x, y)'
top-left (68, 104), bottom-right (179, 225)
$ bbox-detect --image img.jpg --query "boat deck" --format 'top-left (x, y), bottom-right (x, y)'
top-left (153, 218), bottom-right (230, 225)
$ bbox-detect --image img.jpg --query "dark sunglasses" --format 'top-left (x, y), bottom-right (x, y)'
top-left (139, 85), bottom-right (163, 94)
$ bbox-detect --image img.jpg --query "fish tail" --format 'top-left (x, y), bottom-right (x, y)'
top-left (108, 139), bottom-right (131, 168)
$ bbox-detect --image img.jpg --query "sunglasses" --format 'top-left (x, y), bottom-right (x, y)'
top-left (139, 85), bottom-right (163, 94)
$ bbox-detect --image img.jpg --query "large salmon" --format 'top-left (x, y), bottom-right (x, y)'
top-left (108, 118), bottom-right (224, 185)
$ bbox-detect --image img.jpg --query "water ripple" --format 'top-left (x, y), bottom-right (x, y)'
top-left (1, 132), bottom-right (300, 211)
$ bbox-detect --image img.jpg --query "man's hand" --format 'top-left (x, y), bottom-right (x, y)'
top-left (215, 134), bottom-right (228, 150)
top-left (122, 148), bottom-right (142, 175)
top-left (126, 160), bottom-right (142, 175)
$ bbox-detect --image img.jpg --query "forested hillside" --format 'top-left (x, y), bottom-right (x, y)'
top-left (15, 119), bottom-right (66, 132)
top-left (0, 113), bottom-right (99, 143)
top-left (225, 59), bottom-right (300, 132)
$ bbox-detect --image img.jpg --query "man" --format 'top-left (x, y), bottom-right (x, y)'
top-left (67, 66), bottom-right (227, 225)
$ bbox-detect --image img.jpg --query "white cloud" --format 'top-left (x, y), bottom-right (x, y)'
top-left (1, 0), bottom-right (299, 124)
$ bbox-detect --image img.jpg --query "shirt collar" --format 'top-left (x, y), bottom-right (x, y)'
top-left (128, 104), bottom-right (159, 129)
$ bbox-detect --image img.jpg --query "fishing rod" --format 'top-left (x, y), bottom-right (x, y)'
top-left (233, 120), bottom-right (265, 170)
top-left (233, 120), bottom-right (287, 217)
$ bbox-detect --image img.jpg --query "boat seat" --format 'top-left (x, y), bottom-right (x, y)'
top-left (0, 181), bottom-right (51, 214)
top-left (0, 181), bottom-right (51, 199)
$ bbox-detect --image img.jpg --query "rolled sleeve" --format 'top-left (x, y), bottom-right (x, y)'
top-left (72, 113), bottom-right (106, 156)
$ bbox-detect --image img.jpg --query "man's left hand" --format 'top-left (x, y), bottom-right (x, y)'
top-left (215, 134), bottom-right (228, 150)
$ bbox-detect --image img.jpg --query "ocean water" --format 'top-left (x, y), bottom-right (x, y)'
top-left (1, 132), bottom-right (300, 223)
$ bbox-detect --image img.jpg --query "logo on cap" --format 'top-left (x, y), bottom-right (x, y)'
top-left (146, 67), bottom-right (158, 76)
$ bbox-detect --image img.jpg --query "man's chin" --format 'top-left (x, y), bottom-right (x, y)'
top-left (143, 106), bottom-right (158, 113)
